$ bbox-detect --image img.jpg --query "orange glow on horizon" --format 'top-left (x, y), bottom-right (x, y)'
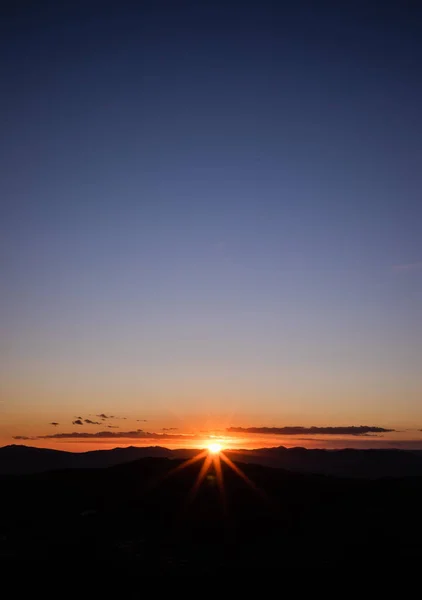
top-left (207, 442), bottom-right (223, 454)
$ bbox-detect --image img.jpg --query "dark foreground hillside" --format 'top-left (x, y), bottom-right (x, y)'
top-left (1, 456), bottom-right (421, 569)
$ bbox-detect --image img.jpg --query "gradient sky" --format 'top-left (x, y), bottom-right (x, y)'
top-left (1, 1), bottom-right (422, 450)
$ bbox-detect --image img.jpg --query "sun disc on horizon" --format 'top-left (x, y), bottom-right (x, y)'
top-left (208, 442), bottom-right (223, 454)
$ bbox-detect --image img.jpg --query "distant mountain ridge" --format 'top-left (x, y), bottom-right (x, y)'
top-left (2, 444), bottom-right (422, 478)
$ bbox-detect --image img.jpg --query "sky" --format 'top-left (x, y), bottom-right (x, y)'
top-left (1, 0), bottom-right (422, 451)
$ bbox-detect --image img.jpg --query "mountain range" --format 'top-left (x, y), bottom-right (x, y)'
top-left (2, 443), bottom-right (422, 478)
top-left (1, 451), bottom-right (421, 565)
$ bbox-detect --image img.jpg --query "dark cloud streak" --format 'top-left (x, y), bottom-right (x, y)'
top-left (227, 426), bottom-right (395, 436)
top-left (24, 429), bottom-right (197, 440)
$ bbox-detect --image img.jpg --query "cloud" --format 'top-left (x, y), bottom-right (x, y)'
top-left (72, 419), bottom-right (84, 426)
top-left (392, 262), bottom-right (422, 272)
top-left (162, 427), bottom-right (178, 431)
top-left (49, 422), bottom-right (59, 426)
top-left (24, 429), bottom-right (197, 440)
top-left (137, 419), bottom-right (148, 422)
top-left (12, 435), bottom-right (36, 440)
top-left (84, 419), bottom-right (101, 425)
top-left (227, 426), bottom-right (395, 436)
top-left (94, 413), bottom-right (127, 420)
top-left (107, 425), bottom-right (119, 429)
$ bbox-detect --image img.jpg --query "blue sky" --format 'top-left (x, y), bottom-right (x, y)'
top-left (1, 1), bottom-right (422, 446)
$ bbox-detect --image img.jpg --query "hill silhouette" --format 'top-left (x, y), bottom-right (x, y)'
top-left (0, 454), bottom-right (421, 567)
top-left (2, 444), bottom-right (422, 478)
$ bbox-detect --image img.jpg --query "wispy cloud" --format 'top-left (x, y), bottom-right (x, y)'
top-left (49, 422), bottom-right (59, 427)
top-left (392, 262), bottom-right (422, 272)
top-left (72, 419), bottom-right (84, 426)
top-left (227, 426), bottom-right (394, 436)
top-left (13, 429), bottom-right (198, 440)
top-left (84, 419), bottom-right (101, 425)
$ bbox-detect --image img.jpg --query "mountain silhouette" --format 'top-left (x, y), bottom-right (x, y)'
top-left (2, 444), bottom-right (422, 478)
top-left (0, 454), bottom-right (421, 566)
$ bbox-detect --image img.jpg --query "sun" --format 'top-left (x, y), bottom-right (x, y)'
top-left (207, 442), bottom-right (223, 454)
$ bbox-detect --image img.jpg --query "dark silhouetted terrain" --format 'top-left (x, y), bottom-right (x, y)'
top-left (2, 444), bottom-right (422, 478)
top-left (0, 450), bottom-right (421, 568)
